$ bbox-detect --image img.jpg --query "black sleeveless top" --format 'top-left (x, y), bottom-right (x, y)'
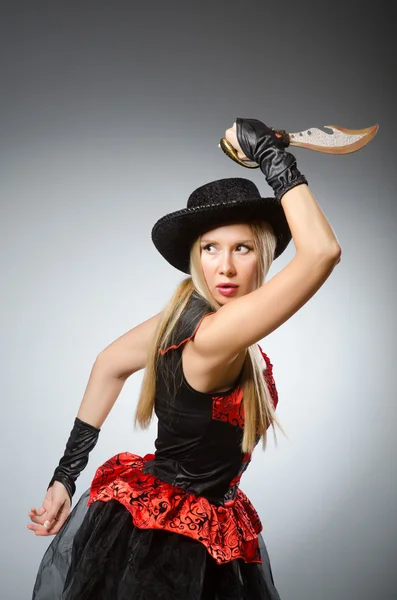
top-left (142, 293), bottom-right (278, 507)
top-left (89, 291), bottom-right (279, 564)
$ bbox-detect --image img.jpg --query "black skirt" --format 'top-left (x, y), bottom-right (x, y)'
top-left (32, 488), bottom-right (282, 600)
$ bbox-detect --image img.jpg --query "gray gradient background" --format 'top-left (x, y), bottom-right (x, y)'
top-left (1, 2), bottom-right (395, 599)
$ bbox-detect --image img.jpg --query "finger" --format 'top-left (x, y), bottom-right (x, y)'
top-left (29, 513), bottom-right (48, 525)
top-left (28, 507), bottom-right (48, 525)
top-left (27, 523), bottom-right (53, 537)
top-left (30, 504), bottom-right (47, 518)
top-left (45, 518), bottom-right (64, 536)
top-left (44, 504), bottom-right (69, 535)
top-left (41, 507), bottom-right (60, 530)
top-left (225, 131), bottom-right (241, 151)
top-left (36, 505), bottom-right (47, 516)
top-left (43, 499), bottom-right (69, 531)
top-left (27, 517), bottom-right (64, 536)
top-left (27, 523), bottom-right (48, 535)
top-left (43, 516), bottom-right (57, 530)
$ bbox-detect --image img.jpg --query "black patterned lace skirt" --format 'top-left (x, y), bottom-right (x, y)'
top-left (32, 489), bottom-right (282, 600)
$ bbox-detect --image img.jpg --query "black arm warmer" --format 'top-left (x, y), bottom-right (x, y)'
top-left (47, 417), bottom-right (100, 503)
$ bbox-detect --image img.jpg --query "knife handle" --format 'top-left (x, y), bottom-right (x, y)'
top-left (219, 128), bottom-right (290, 168)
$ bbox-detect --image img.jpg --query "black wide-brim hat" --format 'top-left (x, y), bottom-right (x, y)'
top-left (151, 177), bottom-right (291, 273)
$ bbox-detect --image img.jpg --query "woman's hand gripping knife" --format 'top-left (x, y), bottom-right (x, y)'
top-left (27, 418), bottom-right (100, 536)
top-left (232, 118), bottom-right (340, 264)
top-left (231, 117), bottom-right (308, 200)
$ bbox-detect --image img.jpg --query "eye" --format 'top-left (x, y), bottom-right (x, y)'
top-left (202, 243), bottom-right (217, 253)
top-left (235, 244), bottom-right (251, 254)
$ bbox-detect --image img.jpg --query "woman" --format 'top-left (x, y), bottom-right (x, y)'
top-left (28, 118), bottom-right (341, 599)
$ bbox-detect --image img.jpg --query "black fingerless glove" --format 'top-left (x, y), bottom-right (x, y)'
top-left (236, 117), bottom-right (308, 202)
top-left (47, 417), bottom-right (100, 503)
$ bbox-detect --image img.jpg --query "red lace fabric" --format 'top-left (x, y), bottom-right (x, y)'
top-left (259, 345), bottom-right (279, 410)
top-left (88, 452), bottom-right (263, 565)
top-left (211, 346), bottom-right (278, 430)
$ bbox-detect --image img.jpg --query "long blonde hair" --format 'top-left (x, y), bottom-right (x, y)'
top-left (134, 220), bottom-right (288, 453)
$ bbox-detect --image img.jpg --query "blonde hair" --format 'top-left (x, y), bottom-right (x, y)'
top-left (134, 220), bottom-right (288, 453)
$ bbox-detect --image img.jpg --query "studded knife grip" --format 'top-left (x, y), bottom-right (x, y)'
top-left (219, 128), bottom-right (290, 168)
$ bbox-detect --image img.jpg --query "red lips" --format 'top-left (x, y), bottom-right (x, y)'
top-left (216, 283), bottom-right (239, 297)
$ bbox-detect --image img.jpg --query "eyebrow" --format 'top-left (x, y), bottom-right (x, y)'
top-left (200, 238), bottom-right (254, 244)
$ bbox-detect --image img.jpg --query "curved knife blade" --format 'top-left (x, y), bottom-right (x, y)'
top-left (288, 124), bottom-right (379, 154)
top-left (219, 124), bottom-right (379, 168)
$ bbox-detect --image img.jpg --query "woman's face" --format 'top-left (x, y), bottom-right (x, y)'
top-left (200, 223), bottom-right (259, 305)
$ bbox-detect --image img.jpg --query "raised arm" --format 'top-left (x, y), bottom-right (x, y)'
top-left (189, 119), bottom-right (341, 369)
top-left (193, 184), bottom-right (340, 364)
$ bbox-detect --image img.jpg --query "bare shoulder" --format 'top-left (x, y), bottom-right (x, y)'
top-left (182, 315), bottom-right (246, 393)
top-left (97, 311), bottom-right (163, 379)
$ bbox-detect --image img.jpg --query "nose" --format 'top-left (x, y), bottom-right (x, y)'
top-left (219, 250), bottom-right (236, 277)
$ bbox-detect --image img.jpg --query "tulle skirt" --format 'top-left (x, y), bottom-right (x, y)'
top-left (32, 489), bottom-right (282, 599)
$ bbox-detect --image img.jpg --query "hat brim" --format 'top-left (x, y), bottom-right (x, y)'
top-left (151, 197), bottom-right (291, 273)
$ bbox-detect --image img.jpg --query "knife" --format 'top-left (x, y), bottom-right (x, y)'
top-left (219, 124), bottom-right (379, 168)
